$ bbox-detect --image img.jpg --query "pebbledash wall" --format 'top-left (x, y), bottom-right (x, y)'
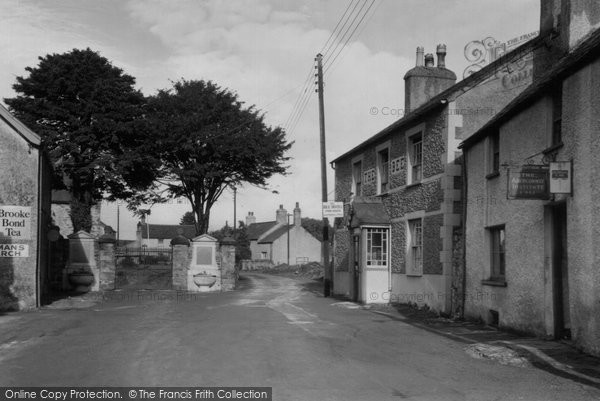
top-left (460, 1), bottom-right (600, 356)
top-left (332, 35), bottom-right (549, 314)
top-left (0, 105), bottom-right (52, 310)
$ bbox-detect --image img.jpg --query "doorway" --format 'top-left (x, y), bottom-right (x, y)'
top-left (551, 202), bottom-right (570, 339)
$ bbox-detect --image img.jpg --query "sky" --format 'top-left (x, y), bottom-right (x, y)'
top-left (1, 0), bottom-right (539, 239)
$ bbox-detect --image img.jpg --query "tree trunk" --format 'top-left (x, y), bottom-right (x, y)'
top-left (69, 195), bottom-right (93, 233)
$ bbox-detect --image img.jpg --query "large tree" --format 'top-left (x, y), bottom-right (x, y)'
top-left (4, 48), bottom-right (157, 232)
top-left (143, 80), bottom-right (293, 235)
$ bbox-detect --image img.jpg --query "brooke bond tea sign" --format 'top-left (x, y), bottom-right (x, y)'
top-left (0, 205), bottom-right (32, 238)
top-left (507, 165), bottom-right (550, 200)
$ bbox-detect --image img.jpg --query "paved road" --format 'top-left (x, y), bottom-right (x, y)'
top-left (1, 273), bottom-right (599, 400)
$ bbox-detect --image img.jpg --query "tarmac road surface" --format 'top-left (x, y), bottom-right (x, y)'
top-left (0, 273), bottom-right (599, 401)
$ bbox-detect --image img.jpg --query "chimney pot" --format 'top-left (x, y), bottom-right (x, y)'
top-left (424, 53), bottom-right (435, 67)
top-left (436, 44), bottom-right (447, 68)
top-left (415, 46), bottom-right (424, 67)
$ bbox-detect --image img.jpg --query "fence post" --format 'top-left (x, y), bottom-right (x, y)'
top-left (171, 234), bottom-right (191, 290)
top-left (98, 234), bottom-right (116, 290)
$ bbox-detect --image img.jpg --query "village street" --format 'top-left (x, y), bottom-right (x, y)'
top-left (0, 273), bottom-right (598, 401)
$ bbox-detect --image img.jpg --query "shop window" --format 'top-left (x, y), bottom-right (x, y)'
top-left (366, 228), bottom-right (388, 267)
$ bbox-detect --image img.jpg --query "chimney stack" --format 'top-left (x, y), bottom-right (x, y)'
top-left (424, 53), bottom-right (435, 67)
top-left (245, 211), bottom-right (256, 226)
top-left (293, 202), bottom-right (301, 227)
top-left (276, 204), bottom-right (287, 225)
top-left (415, 46), bottom-right (424, 66)
top-left (404, 45), bottom-right (457, 111)
top-left (436, 44), bottom-right (447, 68)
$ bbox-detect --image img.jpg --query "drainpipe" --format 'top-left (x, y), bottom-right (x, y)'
top-left (460, 150), bottom-right (468, 318)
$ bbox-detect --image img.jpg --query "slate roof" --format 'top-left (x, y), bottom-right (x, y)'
top-left (0, 103), bottom-right (41, 147)
top-left (258, 224), bottom-right (290, 244)
top-left (332, 34), bottom-right (549, 164)
top-left (246, 221), bottom-right (278, 241)
top-left (460, 28), bottom-right (600, 149)
top-left (139, 223), bottom-right (197, 239)
top-left (349, 198), bottom-right (390, 228)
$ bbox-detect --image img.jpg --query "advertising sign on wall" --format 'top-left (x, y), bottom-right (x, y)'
top-left (0, 205), bottom-right (32, 239)
top-left (507, 165), bottom-right (549, 200)
top-left (549, 161), bottom-right (572, 194)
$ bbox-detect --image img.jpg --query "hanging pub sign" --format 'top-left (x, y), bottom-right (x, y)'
top-left (507, 165), bottom-right (550, 200)
top-left (549, 161), bottom-right (572, 194)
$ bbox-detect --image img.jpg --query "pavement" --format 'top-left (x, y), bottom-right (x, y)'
top-left (364, 303), bottom-right (600, 389)
top-left (0, 273), bottom-right (599, 401)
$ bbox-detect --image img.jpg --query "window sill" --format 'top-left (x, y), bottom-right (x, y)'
top-left (481, 279), bottom-right (507, 287)
top-left (405, 182), bottom-right (422, 190)
top-left (543, 142), bottom-right (564, 154)
top-left (486, 171), bottom-right (500, 180)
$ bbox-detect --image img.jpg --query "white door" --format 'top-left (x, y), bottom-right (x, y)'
top-left (360, 226), bottom-right (390, 304)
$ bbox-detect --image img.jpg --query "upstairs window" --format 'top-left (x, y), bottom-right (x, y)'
top-left (352, 160), bottom-right (362, 197)
top-left (487, 131), bottom-right (500, 177)
top-left (409, 134), bottom-right (422, 184)
top-left (377, 148), bottom-right (389, 193)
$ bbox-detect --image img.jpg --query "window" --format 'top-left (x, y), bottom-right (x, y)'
top-left (407, 219), bottom-right (423, 275)
top-left (352, 160), bottom-right (362, 197)
top-left (489, 226), bottom-right (506, 281)
top-left (261, 251), bottom-right (268, 259)
top-left (366, 228), bottom-right (388, 267)
top-left (158, 239), bottom-right (164, 247)
top-left (552, 86), bottom-right (562, 146)
top-left (488, 131), bottom-right (500, 177)
top-left (377, 148), bottom-right (389, 193)
top-left (409, 134), bottom-right (422, 184)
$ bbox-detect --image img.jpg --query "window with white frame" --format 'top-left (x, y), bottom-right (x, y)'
top-left (407, 219), bottom-right (423, 275)
top-left (409, 134), bottom-right (423, 184)
top-left (352, 160), bottom-right (362, 197)
top-left (366, 228), bottom-right (388, 267)
top-left (377, 148), bottom-right (390, 193)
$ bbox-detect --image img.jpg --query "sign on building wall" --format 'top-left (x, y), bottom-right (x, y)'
top-left (0, 206), bottom-right (32, 238)
top-left (549, 161), bottom-right (572, 194)
top-left (0, 244), bottom-right (29, 257)
top-left (322, 201), bottom-right (344, 218)
top-left (507, 165), bottom-right (549, 200)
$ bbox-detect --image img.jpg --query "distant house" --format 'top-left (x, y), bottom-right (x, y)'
top-left (246, 203), bottom-right (321, 265)
top-left (136, 215), bottom-right (196, 248)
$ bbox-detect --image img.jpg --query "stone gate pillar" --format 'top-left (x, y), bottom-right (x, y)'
top-left (171, 234), bottom-right (191, 291)
top-left (64, 230), bottom-right (98, 291)
top-left (98, 234), bottom-right (116, 290)
top-left (220, 235), bottom-right (237, 291)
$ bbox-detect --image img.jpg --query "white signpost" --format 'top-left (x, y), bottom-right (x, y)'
top-left (322, 201), bottom-right (344, 219)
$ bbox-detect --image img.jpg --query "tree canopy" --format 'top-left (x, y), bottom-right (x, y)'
top-left (4, 48), bottom-right (157, 232)
top-left (143, 79), bottom-right (293, 235)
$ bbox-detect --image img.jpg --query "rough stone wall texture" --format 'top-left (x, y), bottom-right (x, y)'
top-left (0, 120), bottom-right (40, 311)
top-left (451, 226), bottom-right (465, 317)
top-left (423, 114), bottom-right (446, 179)
top-left (335, 159), bottom-right (353, 201)
top-left (172, 245), bottom-right (191, 290)
top-left (383, 180), bottom-right (443, 217)
top-left (98, 241), bottom-right (116, 290)
top-left (423, 214), bottom-right (443, 275)
top-left (390, 221), bottom-right (405, 273)
top-left (220, 244), bottom-right (237, 291)
top-left (333, 229), bottom-right (350, 272)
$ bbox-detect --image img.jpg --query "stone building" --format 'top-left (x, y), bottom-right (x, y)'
top-left (245, 203), bottom-right (321, 265)
top-left (331, 33), bottom-right (550, 313)
top-left (460, 0), bottom-right (600, 356)
top-left (136, 215), bottom-right (196, 248)
top-left (0, 104), bottom-right (52, 310)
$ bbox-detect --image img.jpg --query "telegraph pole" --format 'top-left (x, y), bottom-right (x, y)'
top-left (315, 53), bottom-right (331, 297)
